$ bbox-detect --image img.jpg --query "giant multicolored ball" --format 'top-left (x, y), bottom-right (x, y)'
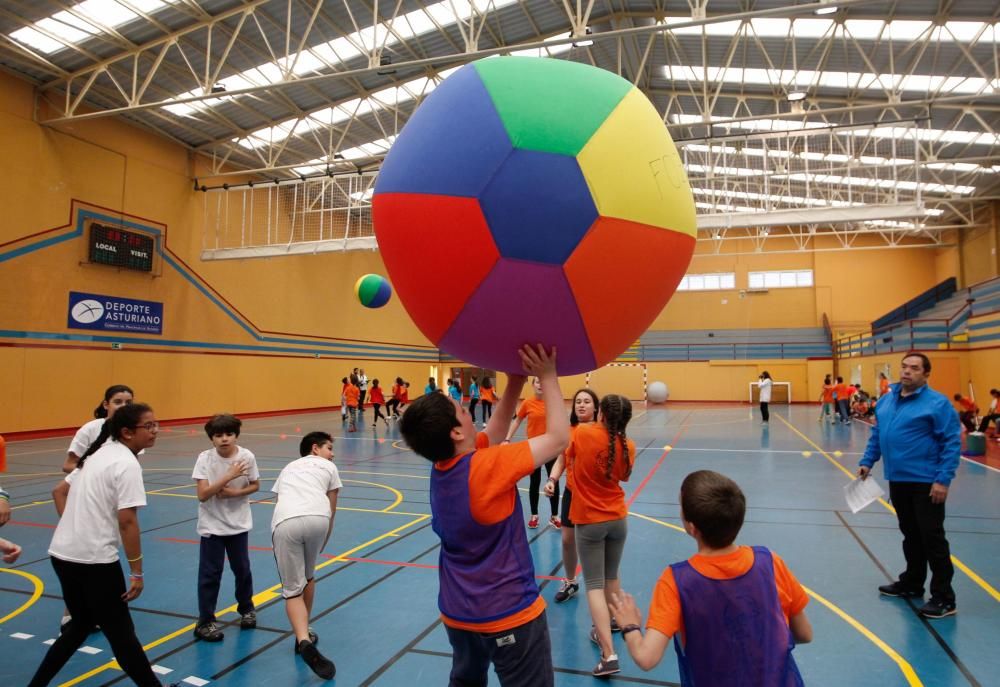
top-left (373, 57), bottom-right (696, 374)
top-left (354, 274), bottom-right (392, 308)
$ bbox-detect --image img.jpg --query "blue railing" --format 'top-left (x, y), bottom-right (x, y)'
top-left (871, 277), bottom-right (957, 330)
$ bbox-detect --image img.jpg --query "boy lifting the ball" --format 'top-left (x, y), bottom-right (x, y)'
top-left (399, 344), bottom-right (569, 686)
top-left (192, 414), bottom-right (260, 642)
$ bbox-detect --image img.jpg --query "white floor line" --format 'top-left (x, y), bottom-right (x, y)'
top-left (961, 455), bottom-right (1000, 474)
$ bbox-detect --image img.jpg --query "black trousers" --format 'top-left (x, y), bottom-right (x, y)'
top-left (760, 402), bottom-right (769, 421)
top-left (444, 610), bottom-right (553, 687)
top-left (468, 398), bottom-right (479, 422)
top-left (372, 402), bottom-right (387, 423)
top-left (29, 558), bottom-right (161, 687)
top-left (528, 459), bottom-right (559, 517)
top-left (977, 413), bottom-right (999, 432)
top-left (481, 400), bottom-right (493, 420)
top-left (359, 389), bottom-right (367, 407)
top-left (386, 398), bottom-right (401, 416)
top-left (198, 532), bottom-right (254, 623)
top-left (889, 481), bottom-right (955, 602)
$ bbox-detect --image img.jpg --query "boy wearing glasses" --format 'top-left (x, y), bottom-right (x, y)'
top-left (191, 413), bottom-right (260, 642)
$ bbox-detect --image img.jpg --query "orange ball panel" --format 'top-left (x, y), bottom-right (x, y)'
top-left (564, 217), bottom-right (694, 366)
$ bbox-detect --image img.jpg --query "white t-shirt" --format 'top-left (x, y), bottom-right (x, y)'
top-left (68, 418), bottom-right (105, 457)
top-left (759, 378), bottom-right (773, 403)
top-left (271, 457), bottom-right (342, 531)
top-left (49, 441), bottom-right (147, 564)
top-left (192, 446), bottom-right (260, 537)
top-left (359, 374), bottom-right (368, 391)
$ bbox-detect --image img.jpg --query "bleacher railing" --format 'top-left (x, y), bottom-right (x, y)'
top-left (871, 277), bottom-right (957, 330)
top-left (834, 274), bottom-right (1000, 357)
top-left (635, 341), bottom-right (832, 361)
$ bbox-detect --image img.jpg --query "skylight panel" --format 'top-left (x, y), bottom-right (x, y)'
top-left (76, 0), bottom-right (141, 28)
top-left (9, 27), bottom-right (68, 54)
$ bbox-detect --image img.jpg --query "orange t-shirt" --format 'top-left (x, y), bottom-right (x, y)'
top-left (391, 383), bottom-right (402, 400)
top-left (821, 384), bottom-right (834, 403)
top-left (565, 423), bottom-right (594, 491)
top-left (567, 424), bottom-right (635, 524)
top-left (433, 433), bottom-right (545, 632)
top-left (480, 386), bottom-right (497, 403)
top-left (344, 384), bottom-right (360, 408)
top-left (646, 546), bottom-right (808, 646)
top-left (957, 396), bottom-right (977, 412)
top-left (833, 383), bottom-right (847, 400)
top-left (879, 378), bottom-right (890, 396)
top-left (847, 385), bottom-right (857, 399)
top-left (516, 397), bottom-right (547, 438)
top-left (401, 387), bottom-right (409, 402)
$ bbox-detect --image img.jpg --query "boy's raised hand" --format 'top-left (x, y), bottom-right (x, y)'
top-left (609, 591), bottom-right (643, 627)
top-left (518, 344), bottom-right (557, 378)
top-left (226, 459), bottom-right (248, 479)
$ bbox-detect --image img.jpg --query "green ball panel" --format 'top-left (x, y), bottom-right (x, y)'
top-left (357, 276), bottom-right (383, 303)
top-left (472, 57), bottom-right (632, 156)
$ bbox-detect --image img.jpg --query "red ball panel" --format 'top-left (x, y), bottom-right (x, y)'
top-left (373, 193), bottom-right (500, 344)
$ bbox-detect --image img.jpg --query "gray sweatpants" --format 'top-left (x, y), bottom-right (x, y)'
top-left (271, 515), bottom-right (330, 598)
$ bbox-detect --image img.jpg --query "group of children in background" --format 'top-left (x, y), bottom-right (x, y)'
top-left (21, 359), bottom-right (814, 686)
top-left (340, 369), bottom-right (409, 431)
top-left (818, 373), bottom-right (883, 424)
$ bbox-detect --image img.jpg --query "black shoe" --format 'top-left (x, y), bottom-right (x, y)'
top-left (240, 611), bottom-right (256, 629)
top-left (878, 582), bottom-right (924, 598)
top-left (919, 598), bottom-right (957, 619)
top-left (298, 640), bottom-right (336, 679)
top-left (293, 628), bottom-right (319, 653)
top-left (593, 654), bottom-right (620, 677)
top-left (554, 579), bottom-right (579, 603)
top-left (193, 621), bottom-right (224, 642)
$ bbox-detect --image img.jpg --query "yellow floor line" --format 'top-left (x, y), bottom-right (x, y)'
top-left (775, 415), bottom-right (1000, 604)
top-left (0, 567), bottom-right (44, 624)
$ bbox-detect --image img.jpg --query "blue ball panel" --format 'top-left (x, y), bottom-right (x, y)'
top-left (479, 149), bottom-right (598, 264)
top-left (368, 279), bottom-right (392, 308)
top-left (374, 65), bottom-right (513, 197)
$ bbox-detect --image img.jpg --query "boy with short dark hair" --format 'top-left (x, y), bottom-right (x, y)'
top-left (399, 344), bottom-right (569, 687)
top-left (610, 470), bottom-right (812, 685)
top-left (192, 413), bottom-right (260, 642)
top-left (271, 431), bottom-right (341, 680)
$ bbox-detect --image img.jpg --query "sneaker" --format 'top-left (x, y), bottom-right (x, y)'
top-left (878, 582), bottom-right (924, 598)
top-left (193, 621), bottom-right (224, 642)
top-left (298, 640), bottom-right (336, 680)
top-left (240, 611), bottom-right (256, 630)
top-left (919, 599), bottom-right (957, 619)
top-left (554, 579), bottom-right (579, 603)
top-left (549, 515), bottom-right (562, 529)
top-left (593, 654), bottom-right (620, 677)
top-left (528, 515), bottom-right (539, 529)
top-left (293, 628), bottom-right (319, 653)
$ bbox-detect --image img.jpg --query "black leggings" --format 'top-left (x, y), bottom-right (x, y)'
top-left (386, 398), bottom-right (401, 417)
top-left (372, 403), bottom-right (387, 423)
top-left (29, 558), bottom-right (161, 687)
top-left (529, 459), bottom-right (559, 517)
top-left (468, 398), bottom-right (479, 422)
top-left (481, 400), bottom-right (493, 421)
top-left (760, 402), bottom-right (769, 421)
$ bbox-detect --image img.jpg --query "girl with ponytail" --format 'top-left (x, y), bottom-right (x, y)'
top-left (564, 393), bottom-right (636, 677)
top-left (31, 403), bottom-right (166, 687)
top-left (63, 385), bottom-right (134, 473)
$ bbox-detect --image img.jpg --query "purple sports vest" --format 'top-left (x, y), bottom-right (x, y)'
top-left (430, 452), bottom-right (539, 623)
top-left (671, 546), bottom-right (804, 687)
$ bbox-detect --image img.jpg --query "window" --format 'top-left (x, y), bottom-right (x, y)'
top-left (677, 272), bottom-right (735, 291)
top-left (748, 269), bottom-right (814, 289)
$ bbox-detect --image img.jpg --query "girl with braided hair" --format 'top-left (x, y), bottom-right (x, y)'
top-left (565, 393), bottom-right (636, 677)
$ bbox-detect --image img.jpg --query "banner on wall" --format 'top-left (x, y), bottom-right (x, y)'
top-left (67, 291), bottom-right (163, 335)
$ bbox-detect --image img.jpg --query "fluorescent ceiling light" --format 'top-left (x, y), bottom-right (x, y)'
top-left (786, 91), bottom-right (807, 102)
top-left (814, 6), bottom-right (838, 16)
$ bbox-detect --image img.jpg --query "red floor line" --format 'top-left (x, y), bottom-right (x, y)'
top-left (626, 419), bottom-right (691, 508)
top-left (8, 520), bottom-right (56, 529)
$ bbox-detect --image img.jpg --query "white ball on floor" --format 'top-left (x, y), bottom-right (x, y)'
top-left (647, 381), bottom-right (669, 404)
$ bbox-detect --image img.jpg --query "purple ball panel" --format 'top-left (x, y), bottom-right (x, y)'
top-left (438, 259), bottom-right (596, 375)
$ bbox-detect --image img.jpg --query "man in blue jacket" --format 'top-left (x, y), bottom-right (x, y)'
top-left (858, 352), bottom-right (960, 619)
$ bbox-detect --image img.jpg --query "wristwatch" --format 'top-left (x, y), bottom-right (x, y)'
top-left (621, 624), bottom-right (641, 637)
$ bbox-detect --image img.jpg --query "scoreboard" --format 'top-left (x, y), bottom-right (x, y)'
top-left (88, 223), bottom-right (155, 272)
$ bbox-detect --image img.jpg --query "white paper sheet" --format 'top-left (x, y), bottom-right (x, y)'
top-left (844, 476), bottom-right (885, 513)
